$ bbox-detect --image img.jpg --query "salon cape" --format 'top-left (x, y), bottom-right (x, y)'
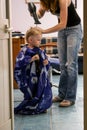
top-left (14, 45), bottom-right (52, 115)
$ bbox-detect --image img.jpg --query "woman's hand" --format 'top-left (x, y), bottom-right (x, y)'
top-left (36, 27), bottom-right (45, 34)
top-left (25, 0), bottom-right (28, 4)
top-left (30, 54), bottom-right (40, 62)
top-left (43, 59), bottom-right (49, 66)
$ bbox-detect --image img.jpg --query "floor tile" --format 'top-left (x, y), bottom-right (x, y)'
top-left (14, 75), bottom-right (83, 130)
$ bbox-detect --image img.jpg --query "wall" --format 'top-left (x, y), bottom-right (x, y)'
top-left (12, 0), bottom-right (83, 37)
top-left (76, 0), bottom-right (83, 29)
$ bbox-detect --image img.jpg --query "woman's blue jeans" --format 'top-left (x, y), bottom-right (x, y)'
top-left (57, 23), bottom-right (83, 102)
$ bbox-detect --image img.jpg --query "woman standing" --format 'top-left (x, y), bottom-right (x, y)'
top-left (27, 0), bottom-right (83, 107)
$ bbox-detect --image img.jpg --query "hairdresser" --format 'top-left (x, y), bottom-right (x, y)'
top-left (35, 0), bottom-right (82, 107)
top-left (25, 0), bottom-right (82, 107)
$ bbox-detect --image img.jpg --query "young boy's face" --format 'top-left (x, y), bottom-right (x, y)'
top-left (28, 34), bottom-right (42, 47)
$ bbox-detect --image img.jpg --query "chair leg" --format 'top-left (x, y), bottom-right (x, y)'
top-left (48, 66), bottom-right (60, 88)
top-left (52, 84), bottom-right (58, 88)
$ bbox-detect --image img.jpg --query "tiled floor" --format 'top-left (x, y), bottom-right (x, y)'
top-left (14, 75), bottom-right (83, 130)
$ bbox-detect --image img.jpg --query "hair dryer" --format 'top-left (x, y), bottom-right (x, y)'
top-left (28, 2), bottom-right (41, 25)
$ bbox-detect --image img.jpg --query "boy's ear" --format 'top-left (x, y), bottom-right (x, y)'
top-left (28, 36), bottom-right (33, 42)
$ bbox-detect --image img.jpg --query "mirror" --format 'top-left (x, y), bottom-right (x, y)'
top-left (12, 0), bottom-right (83, 130)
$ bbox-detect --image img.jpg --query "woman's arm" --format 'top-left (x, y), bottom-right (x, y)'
top-left (37, 4), bottom-right (45, 18)
top-left (37, 0), bottom-right (69, 33)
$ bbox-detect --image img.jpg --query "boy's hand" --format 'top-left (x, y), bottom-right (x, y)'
top-left (30, 54), bottom-right (39, 62)
top-left (43, 59), bottom-right (48, 66)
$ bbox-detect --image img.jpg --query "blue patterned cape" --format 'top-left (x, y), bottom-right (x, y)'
top-left (14, 45), bottom-right (52, 115)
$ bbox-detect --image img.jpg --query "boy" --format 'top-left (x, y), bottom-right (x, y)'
top-left (14, 27), bottom-right (52, 115)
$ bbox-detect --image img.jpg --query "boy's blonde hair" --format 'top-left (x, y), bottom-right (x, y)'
top-left (25, 27), bottom-right (42, 43)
